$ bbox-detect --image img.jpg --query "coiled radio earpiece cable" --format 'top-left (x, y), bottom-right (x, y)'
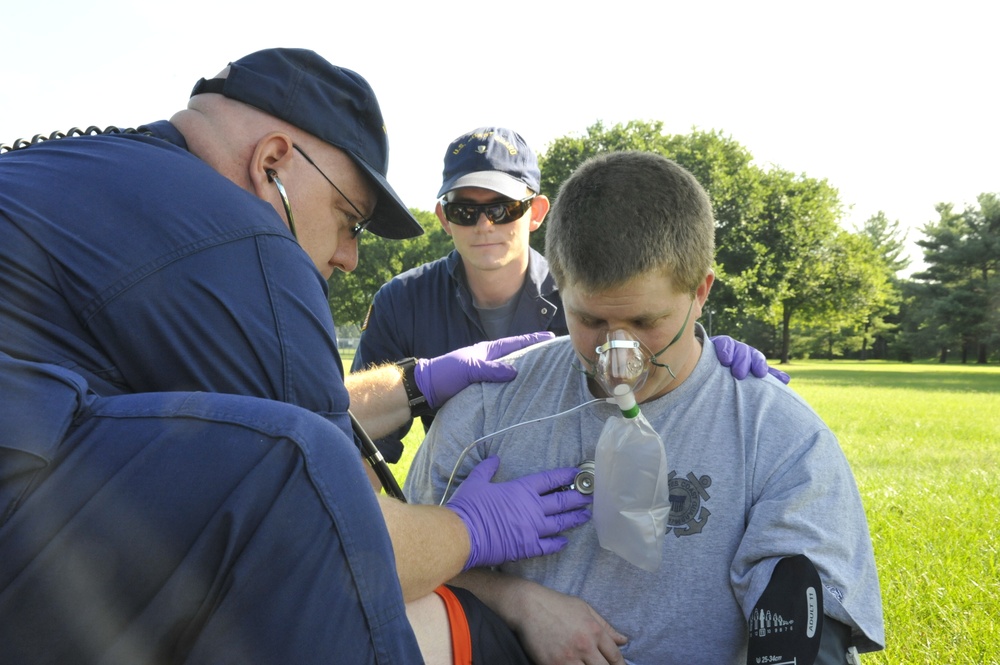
top-left (0, 126), bottom-right (152, 154)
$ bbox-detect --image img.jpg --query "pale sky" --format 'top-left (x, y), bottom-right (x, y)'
top-left (3, 0), bottom-right (996, 276)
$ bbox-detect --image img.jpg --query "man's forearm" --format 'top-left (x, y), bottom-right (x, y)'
top-left (452, 570), bottom-right (629, 665)
top-left (378, 495), bottom-right (469, 601)
top-left (345, 364), bottom-right (411, 439)
top-left (449, 569), bottom-right (526, 624)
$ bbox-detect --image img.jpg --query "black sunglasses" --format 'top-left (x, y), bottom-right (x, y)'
top-left (441, 197), bottom-right (534, 227)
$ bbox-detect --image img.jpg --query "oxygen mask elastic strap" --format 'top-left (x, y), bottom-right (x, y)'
top-left (645, 298), bottom-right (695, 380)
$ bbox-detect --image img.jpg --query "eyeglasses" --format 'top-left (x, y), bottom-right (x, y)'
top-left (293, 144), bottom-right (373, 238)
top-left (441, 197), bottom-right (534, 227)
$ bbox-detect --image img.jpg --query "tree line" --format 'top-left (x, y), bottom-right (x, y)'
top-left (330, 121), bottom-right (999, 364)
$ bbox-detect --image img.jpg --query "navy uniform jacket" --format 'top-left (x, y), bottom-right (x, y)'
top-left (0, 124), bottom-right (419, 662)
top-left (351, 247), bottom-right (567, 462)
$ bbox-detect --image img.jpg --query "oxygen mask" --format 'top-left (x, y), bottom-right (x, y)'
top-left (592, 329), bottom-right (654, 396)
top-left (584, 298), bottom-right (696, 397)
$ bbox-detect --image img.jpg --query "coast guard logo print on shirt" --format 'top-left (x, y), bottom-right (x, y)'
top-left (666, 471), bottom-right (712, 537)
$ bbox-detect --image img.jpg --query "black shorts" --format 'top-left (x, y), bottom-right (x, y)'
top-left (438, 584), bottom-right (535, 664)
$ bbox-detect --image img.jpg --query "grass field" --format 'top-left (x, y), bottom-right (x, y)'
top-left (346, 351), bottom-right (1000, 663)
top-left (787, 361), bottom-right (1000, 664)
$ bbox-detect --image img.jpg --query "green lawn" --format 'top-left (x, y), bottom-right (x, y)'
top-left (347, 350), bottom-right (1000, 663)
top-left (786, 361), bottom-right (1000, 663)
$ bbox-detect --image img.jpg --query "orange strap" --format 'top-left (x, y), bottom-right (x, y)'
top-left (433, 585), bottom-right (473, 665)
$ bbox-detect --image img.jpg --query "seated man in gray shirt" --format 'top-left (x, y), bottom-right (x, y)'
top-left (405, 151), bottom-right (885, 665)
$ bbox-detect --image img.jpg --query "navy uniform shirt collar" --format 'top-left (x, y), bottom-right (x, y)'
top-left (524, 247), bottom-right (559, 300)
top-left (136, 120), bottom-right (190, 151)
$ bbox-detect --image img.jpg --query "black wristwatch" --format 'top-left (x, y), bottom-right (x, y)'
top-left (396, 357), bottom-right (434, 418)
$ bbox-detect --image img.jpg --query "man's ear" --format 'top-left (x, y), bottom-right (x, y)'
top-left (528, 194), bottom-right (550, 232)
top-left (694, 270), bottom-right (716, 315)
top-left (435, 201), bottom-right (455, 237)
top-left (249, 132), bottom-right (295, 199)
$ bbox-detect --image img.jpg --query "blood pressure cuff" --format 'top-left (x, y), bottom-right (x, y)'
top-left (747, 554), bottom-right (824, 665)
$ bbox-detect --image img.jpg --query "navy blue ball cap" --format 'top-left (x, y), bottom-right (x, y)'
top-left (437, 127), bottom-right (540, 200)
top-left (191, 48), bottom-right (422, 239)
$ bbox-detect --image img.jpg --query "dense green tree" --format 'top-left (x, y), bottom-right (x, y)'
top-left (794, 229), bottom-right (896, 360)
top-left (912, 194), bottom-right (1000, 363)
top-left (862, 211), bottom-right (910, 273)
top-left (896, 278), bottom-right (956, 362)
top-left (855, 212), bottom-right (908, 359)
top-left (732, 167), bottom-right (844, 362)
top-left (328, 209), bottom-right (452, 328)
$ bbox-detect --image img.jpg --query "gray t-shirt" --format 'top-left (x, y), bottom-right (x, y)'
top-left (405, 328), bottom-right (884, 663)
top-left (474, 291), bottom-right (520, 340)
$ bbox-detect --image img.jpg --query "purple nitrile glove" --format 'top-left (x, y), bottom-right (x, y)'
top-left (711, 335), bottom-right (791, 385)
top-left (413, 332), bottom-right (556, 409)
top-left (446, 456), bottom-right (592, 570)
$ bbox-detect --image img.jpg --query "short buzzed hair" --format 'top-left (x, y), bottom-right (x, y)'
top-left (545, 151), bottom-right (715, 294)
